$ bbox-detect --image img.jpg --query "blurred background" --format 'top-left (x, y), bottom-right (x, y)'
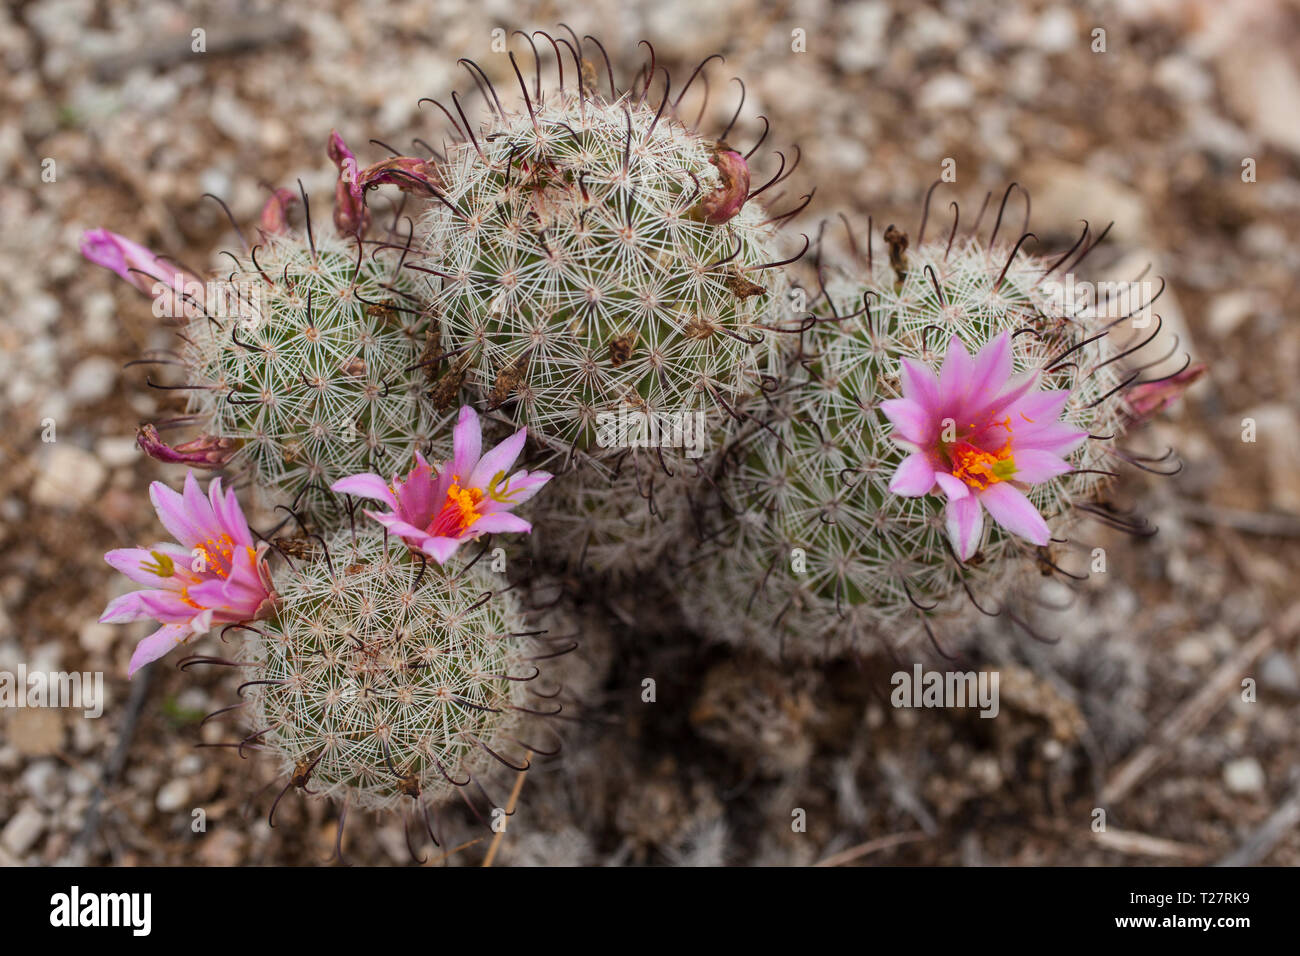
top-left (1, 0), bottom-right (1298, 865)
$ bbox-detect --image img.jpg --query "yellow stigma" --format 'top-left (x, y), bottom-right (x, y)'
top-left (141, 550), bottom-right (175, 578)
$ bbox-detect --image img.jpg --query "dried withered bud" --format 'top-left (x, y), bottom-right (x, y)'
top-left (684, 314), bottom-right (717, 340)
top-left (488, 349), bottom-right (533, 409)
top-left (428, 349), bottom-right (475, 411)
top-left (273, 534), bottom-right (319, 560)
top-left (1125, 362), bottom-right (1207, 423)
top-left (688, 142), bottom-right (750, 226)
top-left (884, 224), bottom-right (909, 285)
top-left (136, 424), bottom-right (236, 469)
top-left (608, 331), bottom-right (638, 367)
top-left (722, 270), bottom-right (767, 299)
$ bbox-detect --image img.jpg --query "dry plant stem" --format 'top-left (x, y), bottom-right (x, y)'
top-left (1215, 779), bottom-right (1300, 867)
top-left (424, 837), bottom-right (486, 867)
top-left (1101, 602), bottom-right (1300, 804)
top-left (813, 830), bottom-right (928, 867)
top-left (482, 766), bottom-right (530, 868)
top-left (1090, 827), bottom-right (1209, 863)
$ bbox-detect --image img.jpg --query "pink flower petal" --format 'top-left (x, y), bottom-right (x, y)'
top-left (99, 591), bottom-right (157, 624)
top-left (450, 406), bottom-right (482, 481)
top-left (1009, 449), bottom-right (1073, 484)
top-left (362, 510), bottom-right (431, 544)
top-left (888, 453), bottom-right (937, 496)
top-left (934, 472), bottom-right (970, 501)
top-left (127, 623), bottom-right (195, 677)
top-left (479, 469), bottom-right (552, 513)
top-left (181, 470), bottom-right (212, 531)
top-left (967, 331), bottom-right (1013, 403)
top-left (945, 494), bottom-right (984, 560)
top-left (473, 512), bottom-right (532, 535)
top-left (330, 473), bottom-right (398, 509)
top-left (939, 336), bottom-right (974, 399)
top-left (395, 452), bottom-right (439, 527)
top-left (209, 477), bottom-right (254, 548)
top-left (104, 546), bottom-right (191, 589)
top-left (148, 480), bottom-right (208, 549)
top-left (973, 370), bottom-right (1040, 423)
top-left (1013, 424), bottom-right (1089, 456)
top-left (469, 427), bottom-right (527, 489)
top-left (132, 589), bottom-right (204, 623)
top-left (419, 535), bottom-right (465, 564)
top-left (1006, 388), bottom-right (1070, 429)
top-left (979, 482), bottom-right (1050, 546)
top-left (879, 398), bottom-right (933, 445)
top-left (899, 357), bottom-right (941, 413)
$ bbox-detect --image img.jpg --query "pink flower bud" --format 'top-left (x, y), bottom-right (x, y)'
top-left (689, 144), bottom-right (750, 226)
top-left (1125, 363), bottom-right (1207, 423)
top-left (80, 228), bottom-right (203, 321)
top-left (136, 424), bottom-right (236, 469)
top-left (328, 129), bottom-right (370, 238)
top-left (258, 187), bottom-right (298, 235)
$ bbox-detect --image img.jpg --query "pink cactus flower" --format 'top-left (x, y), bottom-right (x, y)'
top-left (331, 406), bottom-right (552, 564)
top-left (79, 228), bottom-right (202, 321)
top-left (100, 472), bottom-right (278, 677)
top-left (881, 331), bottom-right (1088, 560)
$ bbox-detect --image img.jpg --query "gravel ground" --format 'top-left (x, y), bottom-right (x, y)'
top-left (1, 0), bottom-right (1298, 866)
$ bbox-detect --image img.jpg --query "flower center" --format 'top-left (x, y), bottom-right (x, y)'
top-left (194, 534), bottom-right (238, 578)
top-left (942, 416), bottom-right (1018, 490)
top-left (430, 478), bottom-right (485, 537)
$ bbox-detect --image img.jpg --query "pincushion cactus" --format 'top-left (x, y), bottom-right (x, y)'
top-left (406, 41), bottom-right (805, 575)
top-left (525, 451), bottom-right (700, 580)
top-left (169, 226), bottom-right (445, 528)
top-left (237, 526), bottom-right (549, 820)
top-left (679, 214), bottom-right (1179, 660)
top-left (411, 43), bottom-right (799, 472)
top-left (83, 142), bottom-right (452, 530)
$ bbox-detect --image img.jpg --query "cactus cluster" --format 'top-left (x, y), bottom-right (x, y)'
top-left (85, 33), bottom-right (1195, 860)
top-left (678, 227), bottom-right (1136, 659)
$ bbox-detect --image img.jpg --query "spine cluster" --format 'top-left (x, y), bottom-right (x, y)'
top-left (179, 231), bottom-right (448, 527)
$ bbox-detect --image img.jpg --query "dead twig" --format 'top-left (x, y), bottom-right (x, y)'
top-left (1102, 603), bottom-right (1300, 804)
top-left (1216, 777), bottom-right (1300, 867)
top-left (481, 766), bottom-right (530, 867)
top-left (1092, 827), bottom-right (1209, 863)
top-left (814, 830), bottom-right (928, 867)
